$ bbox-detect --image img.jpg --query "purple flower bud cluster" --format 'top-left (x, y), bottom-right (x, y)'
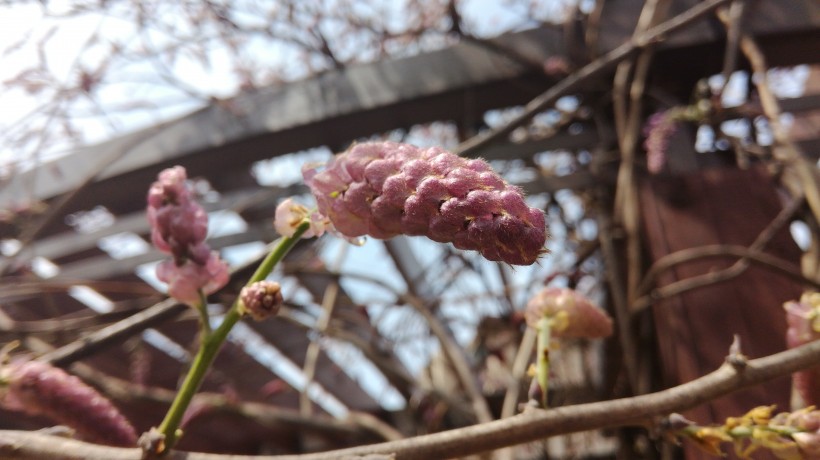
top-left (303, 142), bottom-right (547, 265)
top-left (786, 408), bottom-right (820, 458)
top-left (643, 111), bottom-right (678, 174)
top-left (147, 166), bottom-right (229, 306)
top-left (0, 360), bottom-right (137, 446)
top-left (783, 293), bottom-right (820, 407)
top-left (525, 287), bottom-right (613, 339)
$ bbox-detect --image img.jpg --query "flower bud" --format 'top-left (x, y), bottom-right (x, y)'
top-left (643, 111), bottom-right (678, 174)
top-left (274, 198), bottom-right (329, 238)
top-left (783, 292), bottom-right (820, 407)
top-left (525, 287), bottom-right (613, 339)
top-left (1, 360), bottom-right (137, 446)
top-left (146, 165), bottom-right (190, 208)
top-left (239, 281), bottom-right (284, 321)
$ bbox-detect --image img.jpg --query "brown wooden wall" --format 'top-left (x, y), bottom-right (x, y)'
top-left (640, 166), bottom-right (805, 459)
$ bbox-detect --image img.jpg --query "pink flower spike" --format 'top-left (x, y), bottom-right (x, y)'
top-left (0, 360), bottom-right (137, 446)
top-left (147, 166), bottom-right (230, 307)
top-left (303, 141), bottom-right (548, 265)
top-left (525, 287), bottom-right (613, 339)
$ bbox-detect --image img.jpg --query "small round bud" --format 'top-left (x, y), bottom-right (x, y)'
top-left (274, 198), bottom-right (329, 238)
top-left (525, 287), bottom-right (613, 339)
top-left (239, 281), bottom-right (284, 321)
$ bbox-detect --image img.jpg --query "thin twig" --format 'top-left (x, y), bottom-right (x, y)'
top-left (36, 235), bottom-right (301, 367)
top-left (300, 245), bottom-right (346, 417)
top-left (454, 0), bottom-right (734, 157)
top-left (495, 326), bottom-right (536, 460)
top-left (631, 244), bottom-right (820, 313)
top-left (500, 327), bottom-right (536, 419)
top-left (70, 362), bottom-right (402, 442)
top-left (596, 207), bottom-right (640, 394)
top-left (717, 0), bottom-right (746, 95)
top-left (729, 23), bottom-right (820, 290)
top-left (638, 193), bottom-right (806, 297)
top-left (611, 0), bottom-right (672, 398)
top-left (36, 298), bottom-right (187, 367)
top-left (729, 20), bottom-right (820, 228)
top-left (300, 281), bottom-right (340, 416)
top-left (405, 295), bottom-right (495, 424)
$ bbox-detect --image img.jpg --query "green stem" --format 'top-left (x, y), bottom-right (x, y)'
top-left (195, 292), bottom-right (211, 337)
top-left (536, 316), bottom-right (552, 408)
top-left (155, 221), bottom-right (310, 453)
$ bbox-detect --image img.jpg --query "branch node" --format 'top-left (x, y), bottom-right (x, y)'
top-left (138, 427), bottom-right (165, 459)
top-left (653, 413), bottom-right (694, 442)
top-left (725, 334), bottom-right (748, 370)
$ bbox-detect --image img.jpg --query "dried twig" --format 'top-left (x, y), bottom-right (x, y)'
top-left (36, 236), bottom-right (296, 366)
top-left (454, 0), bottom-right (734, 157)
top-left (717, 0), bottom-right (746, 95)
top-left (300, 245), bottom-right (347, 418)
top-left (637, 193), bottom-right (807, 301)
top-left (404, 295), bottom-right (494, 424)
top-left (631, 244), bottom-right (820, 313)
top-left (611, 0), bottom-right (672, 397)
top-left (71, 363), bottom-right (402, 442)
top-left (495, 327), bottom-right (536, 460)
top-left (727, 18), bottom-right (820, 232)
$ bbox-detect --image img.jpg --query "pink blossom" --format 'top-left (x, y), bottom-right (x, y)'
top-left (147, 166), bottom-right (229, 306)
top-left (783, 293), bottom-right (820, 406)
top-left (273, 197), bottom-right (329, 239)
top-left (147, 165), bottom-right (190, 209)
top-left (303, 142), bottom-right (547, 265)
top-left (149, 201), bottom-right (208, 260)
top-left (156, 251), bottom-right (230, 306)
top-left (774, 407), bottom-right (820, 457)
top-left (525, 287), bottom-right (613, 339)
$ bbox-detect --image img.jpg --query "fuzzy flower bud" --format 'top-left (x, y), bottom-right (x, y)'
top-left (303, 142), bottom-right (547, 265)
top-left (274, 197), bottom-right (329, 239)
top-left (783, 292), bottom-right (820, 407)
top-left (146, 165), bottom-right (190, 208)
top-left (780, 407), bottom-right (820, 458)
top-left (147, 166), bottom-right (229, 306)
top-left (239, 280), bottom-right (284, 321)
top-left (643, 111), bottom-right (678, 174)
top-left (147, 166), bottom-right (208, 262)
top-left (525, 287), bottom-right (613, 339)
top-left (0, 360), bottom-right (137, 446)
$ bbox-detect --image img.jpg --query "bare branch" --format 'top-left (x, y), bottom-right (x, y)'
top-left (1, 340), bottom-right (819, 459)
top-left (454, 0), bottom-right (734, 157)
